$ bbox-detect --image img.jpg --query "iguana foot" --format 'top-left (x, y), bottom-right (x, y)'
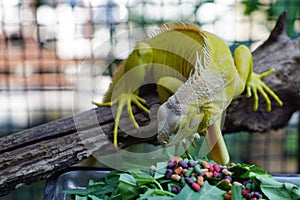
top-left (92, 93), bottom-right (149, 146)
top-left (175, 133), bottom-right (201, 156)
top-left (246, 68), bottom-right (283, 112)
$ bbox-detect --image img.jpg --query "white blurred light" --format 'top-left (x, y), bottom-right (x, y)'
top-left (1, 0), bottom-right (19, 7)
top-left (57, 40), bottom-right (75, 59)
top-left (196, 3), bottom-right (219, 23)
top-left (112, 2), bottom-right (128, 22)
top-left (113, 39), bottom-right (131, 59)
top-left (92, 28), bottom-right (112, 58)
top-left (179, 3), bottom-right (196, 19)
top-left (75, 38), bottom-right (92, 59)
top-left (36, 5), bottom-right (56, 25)
top-left (73, 6), bottom-right (89, 24)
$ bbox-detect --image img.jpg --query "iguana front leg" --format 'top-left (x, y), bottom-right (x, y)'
top-left (93, 93), bottom-right (149, 146)
top-left (157, 76), bottom-right (185, 103)
top-left (233, 45), bottom-right (283, 111)
top-left (93, 42), bottom-right (153, 147)
top-left (203, 116), bottom-right (229, 165)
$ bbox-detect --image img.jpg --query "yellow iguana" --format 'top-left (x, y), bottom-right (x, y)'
top-left (93, 23), bottom-right (282, 165)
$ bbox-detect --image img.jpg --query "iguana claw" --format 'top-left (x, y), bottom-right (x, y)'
top-left (246, 68), bottom-right (283, 112)
top-left (93, 93), bottom-right (149, 146)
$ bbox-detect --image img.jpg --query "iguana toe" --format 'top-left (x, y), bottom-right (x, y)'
top-left (93, 93), bottom-right (149, 147)
top-left (246, 69), bottom-right (283, 112)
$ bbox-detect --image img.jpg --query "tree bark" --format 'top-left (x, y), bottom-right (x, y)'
top-left (224, 11), bottom-right (300, 133)
top-left (0, 11), bottom-right (299, 197)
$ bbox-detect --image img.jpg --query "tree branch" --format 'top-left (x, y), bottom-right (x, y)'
top-left (224, 11), bottom-right (300, 133)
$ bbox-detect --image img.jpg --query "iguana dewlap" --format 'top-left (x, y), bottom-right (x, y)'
top-left (93, 23), bottom-right (283, 165)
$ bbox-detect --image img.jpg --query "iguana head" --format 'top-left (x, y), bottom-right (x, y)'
top-left (157, 95), bottom-right (185, 145)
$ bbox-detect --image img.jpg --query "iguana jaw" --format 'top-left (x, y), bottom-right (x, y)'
top-left (157, 96), bottom-right (183, 145)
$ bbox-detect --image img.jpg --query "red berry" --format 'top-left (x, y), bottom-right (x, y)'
top-left (191, 182), bottom-right (200, 191)
top-left (242, 189), bottom-right (248, 196)
top-left (208, 165), bottom-right (214, 172)
top-left (213, 164), bottom-right (221, 172)
top-left (168, 158), bottom-right (176, 163)
top-left (213, 171), bottom-right (219, 178)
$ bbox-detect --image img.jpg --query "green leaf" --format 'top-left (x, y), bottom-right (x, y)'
top-left (198, 181), bottom-right (227, 199)
top-left (64, 170), bottom-right (121, 199)
top-left (255, 175), bottom-right (300, 200)
top-left (231, 185), bottom-right (242, 200)
top-left (118, 173), bottom-right (141, 200)
top-left (104, 170), bottom-right (120, 185)
top-left (173, 181), bottom-right (226, 200)
top-left (284, 182), bottom-right (300, 198)
top-left (146, 197), bottom-right (173, 200)
top-left (214, 179), bottom-right (231, 191)
top-left (75, 196), bottom-right (88, 200)
top-left (63, 187), bottom-right (99, 196)
top-left (129, 169), bottom-right (156, 185)
top-left (154, 161), bottom-right (168, 180)
top-left (88, 195), bottom-right (102, 200)
top-left (230, 163), bottom-right (269, 179)
top-left (137, 188), bottom-right (175, 200)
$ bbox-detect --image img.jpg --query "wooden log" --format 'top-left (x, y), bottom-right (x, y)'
top-left (224, 11), bottom-right (300, 133)
top-left (0, 12), bottom-right (299, 196)
top-left (0, 93), bottom-right (160, 197)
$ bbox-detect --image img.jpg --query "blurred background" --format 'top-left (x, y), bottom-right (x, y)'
top-left (0, 0), bottom-right (299, 199)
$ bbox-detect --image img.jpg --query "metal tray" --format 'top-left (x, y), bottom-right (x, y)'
top-left (44, 167), bottom-right (300, 200)
top-left (44, 167), bottom-right (111, 200)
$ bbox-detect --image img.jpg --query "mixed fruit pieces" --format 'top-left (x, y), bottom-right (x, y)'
top-left (164, 157), bottom-right (264, 199)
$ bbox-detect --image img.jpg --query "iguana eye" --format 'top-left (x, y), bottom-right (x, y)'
top-left (166, 101), bottom-right (172, 109)
top-left (196, 105), bottom-right (202, 114)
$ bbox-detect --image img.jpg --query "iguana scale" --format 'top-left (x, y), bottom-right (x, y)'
top-left (93, 23), bottom-right (283, 164)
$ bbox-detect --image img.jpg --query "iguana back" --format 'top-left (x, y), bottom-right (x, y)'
top-left (103, 23), bottom-right (237, 104)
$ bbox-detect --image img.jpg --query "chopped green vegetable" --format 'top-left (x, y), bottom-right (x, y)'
top-left (255, 175), bottom-right (300, 200)
top-left (230, 163), bottom-right (269, 179)
top-left (118, 173), bottom-right (141, 200)
top-left (231, 184), bottom-right (242, 200)
top-left (63, 170), bottom-right (120, 199)
top-left (174, 181), bottom-right (226, 200)
top-left (64, 156), bottom-right (300, 200)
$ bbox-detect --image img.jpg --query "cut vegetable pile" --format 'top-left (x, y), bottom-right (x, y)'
top-left (64, 156), bottom-right (300, 200)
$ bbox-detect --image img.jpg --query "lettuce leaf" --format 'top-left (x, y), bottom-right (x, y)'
top-left (255, 175), bottom-right (300, 200)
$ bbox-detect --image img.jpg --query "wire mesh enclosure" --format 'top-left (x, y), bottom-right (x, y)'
top-left (0, 1), bottom-right (300, 198)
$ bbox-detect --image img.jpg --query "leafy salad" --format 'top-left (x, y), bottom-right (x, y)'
top-left (64, 155), bottom-right (300, 200)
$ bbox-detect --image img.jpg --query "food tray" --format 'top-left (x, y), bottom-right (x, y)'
top-left (44, 167), bottom-right (111, 200)
top-left (43, 167), bottom-right (300, 200)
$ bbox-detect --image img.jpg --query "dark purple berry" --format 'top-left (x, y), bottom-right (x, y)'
top-left (253, 192), bottom-right (263, 198)
top-left (165, 169), bottom-right (173, 179)
top-left (177, 186), bottom-right (182, 193)
top-left (243, 179), bottom-right (252, 185)
top-left (167, 162), bottom-right (176, 169)
top-left (178, 160), bottom-right (188, 168)
top-left (188, 161), bottom-right (197, 167)
top-left (224, 176), bottom-right (232, 181)
top-left (245, 193), bottom-right (252, 199)
top-left (185, 177), bottom-right (194, 185)
top-left (171, 186), bottom-right (178, 194)
top-left (199, 172), bottom-right (205, 177)
top-left (217, 172), bottom-right (223, 178)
